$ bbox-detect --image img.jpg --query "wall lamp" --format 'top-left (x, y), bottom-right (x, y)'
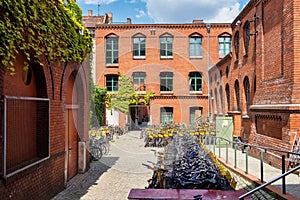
top-left (249, 16), bottom-right (259, 23)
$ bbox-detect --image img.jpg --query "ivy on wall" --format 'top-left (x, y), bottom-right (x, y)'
top-left (0, 0), bottom-right (92, 74)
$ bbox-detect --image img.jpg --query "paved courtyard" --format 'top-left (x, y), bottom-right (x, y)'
top-left (52, 131), bottom-right (300, 200)
top-left (52, 131), bottom-right (160, 200)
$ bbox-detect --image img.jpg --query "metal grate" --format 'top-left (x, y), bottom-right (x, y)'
top-left (2, 96), bottom-right (50, 178)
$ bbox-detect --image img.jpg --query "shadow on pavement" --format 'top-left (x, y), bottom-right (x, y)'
top-left (52, 157), bottom-right (119, 200)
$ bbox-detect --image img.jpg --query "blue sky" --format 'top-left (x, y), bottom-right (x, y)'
top-left (77, 0), bottom-right (250, 24)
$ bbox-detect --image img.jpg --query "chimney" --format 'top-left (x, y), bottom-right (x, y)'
top-left (88, 10), bottom-right (93, 16)
top-left (107, 12), bottom-right (113, 23)
top-left (192, 19), bottom-right (204, 24)
top-left (127, 18), bottom-right (132, 24)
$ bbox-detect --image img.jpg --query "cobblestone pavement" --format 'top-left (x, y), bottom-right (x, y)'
top-left (52, 131), bottom-right (161, 200)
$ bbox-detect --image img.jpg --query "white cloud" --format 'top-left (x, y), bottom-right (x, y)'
top-left (136, 10), bottom-right (146, 18)
top-left (144, 0), bottom-right (241, 23)
top-left (77, 0), bottom-right (117, 5)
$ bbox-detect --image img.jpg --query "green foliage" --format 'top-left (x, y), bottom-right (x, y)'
top-left (112, 73), bottom-right (135, 113)
top-left (89, 84), bottom-right (106, 127)
top-left (0, 0), bottom-right (92, 74)
top-left (144, 91), bottom-right (155, 105)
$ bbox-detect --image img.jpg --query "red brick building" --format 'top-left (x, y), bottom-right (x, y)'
top-left (0, 1), bottom-right (90, 199)
top-left (210, 0), bottom-right (300, 167)
top-left (92, 18), bottom-right (231, 127)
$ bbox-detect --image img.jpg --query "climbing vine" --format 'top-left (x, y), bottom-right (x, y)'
top-left (0, 0), bottom-right (92, 74)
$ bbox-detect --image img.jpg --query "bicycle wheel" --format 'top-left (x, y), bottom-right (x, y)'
top-left (90, 146), bottom-right (102, 161)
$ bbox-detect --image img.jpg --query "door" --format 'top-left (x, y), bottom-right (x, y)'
top-left (216, 116), bottom-right (233, 148)
top-left (66, 108), bottom-right (78, 180)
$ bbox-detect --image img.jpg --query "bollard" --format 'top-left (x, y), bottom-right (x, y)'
top-left (260, 150), bottom-right (264, 182)
top-left (282, 155), bottom-right (286, 194)
top-left (245, 147), bottom-right (248, 174)
top-left (234, 145), bottom-right (237, 168)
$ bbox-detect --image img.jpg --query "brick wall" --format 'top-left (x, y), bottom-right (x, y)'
top-left (94, 23), bottom-right (231, 126)
top-left (0, 52), bottom-right (90, 199)
top-left (211, 0), bottom-right (300, 168)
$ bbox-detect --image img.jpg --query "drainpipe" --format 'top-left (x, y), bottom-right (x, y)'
top-left (206, 23), bottom-right (211, 122)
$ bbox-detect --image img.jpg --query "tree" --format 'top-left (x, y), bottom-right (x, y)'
top-left (112, 73), bottom-right (135, 114)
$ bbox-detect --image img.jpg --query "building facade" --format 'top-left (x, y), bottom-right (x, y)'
top-left (0, 1), bottom-right (90, 199)
top-left (209, 0), bottom-right (300, 167)
top-left (92, 20), bottom-right (231, 127)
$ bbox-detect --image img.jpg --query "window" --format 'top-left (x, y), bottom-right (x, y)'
top-left (244, 77), bottom-right (250, 114)
top-left (219, 86), bottom-right (224, 114)
top-left (89, 29), bottom-right (95, 38)
top-left (133, 35), bottom-right (146, 59)
top-left (214, 88), bottom-right (218, 113)
top-left (244, 22), bottom-right (251, 55)
top-left (234, 32), bottom-right (239, 60)
top-left (160, 72), bottom-right (173, 92)
top-left (3, 96), bottom-right (49, 177)
top-left (160, 34), bottom-right (173, 58)
top-left (226, 66), bottom-right (229, 78)
top-left (189, 35), bottom-right (202, 58)
top-left (234, 80), bottom-right (240, 111)
top-left (190, 107), bottom-right (202, 124)
top-left (225, 84), bottom-right (230, 110)
top-left (220, 70), bottom-right (222, 80)
top-left (106, 35), bottom-right (119, 64)
top-left (133, 72), bottom-right (146, 91)
top-left (189, 72), bottom-right (202, 92)
top-left (160, 107), bottom-right (173, 124)
top-left (106, 75), bottom-right (118, 92)
top-left (218, 36), bottom-right (231, 57)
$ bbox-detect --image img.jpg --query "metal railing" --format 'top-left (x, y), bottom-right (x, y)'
top-left (239, 165), bottom-right (300, 199)
top-left (199, 135), bottom-right (300, 198)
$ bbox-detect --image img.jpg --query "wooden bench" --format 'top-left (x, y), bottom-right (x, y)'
top-left (128, 188), bottom-right (250, 200)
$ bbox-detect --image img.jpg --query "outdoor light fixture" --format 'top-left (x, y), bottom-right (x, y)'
top-left (235, 20), bottom-right (241, 26)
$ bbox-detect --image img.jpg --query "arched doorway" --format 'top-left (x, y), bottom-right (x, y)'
top-left (65, 73), bottom-right (79, 180)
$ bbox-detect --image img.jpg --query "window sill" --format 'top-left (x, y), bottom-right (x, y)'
top-left (189, 56), bottom-right (203, 59)
top-left (160, 91), bottom-right (174, 95)
top-left (106, 64), bottom-right (119, 68)
top-left (160, 56), bottom-right (173, 60)
top-left (190, 91), bottom-right (203, 95)
top-left (136, 91), bottom-right (146, 94)
top-left (133, 56), bottom-right (146, 60)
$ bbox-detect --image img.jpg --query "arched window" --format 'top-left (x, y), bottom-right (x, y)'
top-left (160, 33), bottom-right (173, 58)
top-left (189, 33), bottom-right (203, 58)
top-left (244, 76), bottom-right (250, 114)
top-left (218, 33), bottom-right (232, 57)
top-left (219, 86), bottom-right (224, 114)
top-left (234, 80), bottom-right (240, 111)
top-left (243, 21), bottom-right (251, 55)
top-left (225, 84), bottom-right (230, 111)
top-left (214, 88), bottom-right (218, 113)
top-left (234, 32), bottom-right (239, 60)
top-left (226, 66), bottom-right (229, 78)
top-left (132, 33), bottom-right (146, 59)
top-left (105, 34), bottom-right (119, 64)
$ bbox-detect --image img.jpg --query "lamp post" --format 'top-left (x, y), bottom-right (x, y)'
top-left (206, 23), bottom-right (211, 122)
